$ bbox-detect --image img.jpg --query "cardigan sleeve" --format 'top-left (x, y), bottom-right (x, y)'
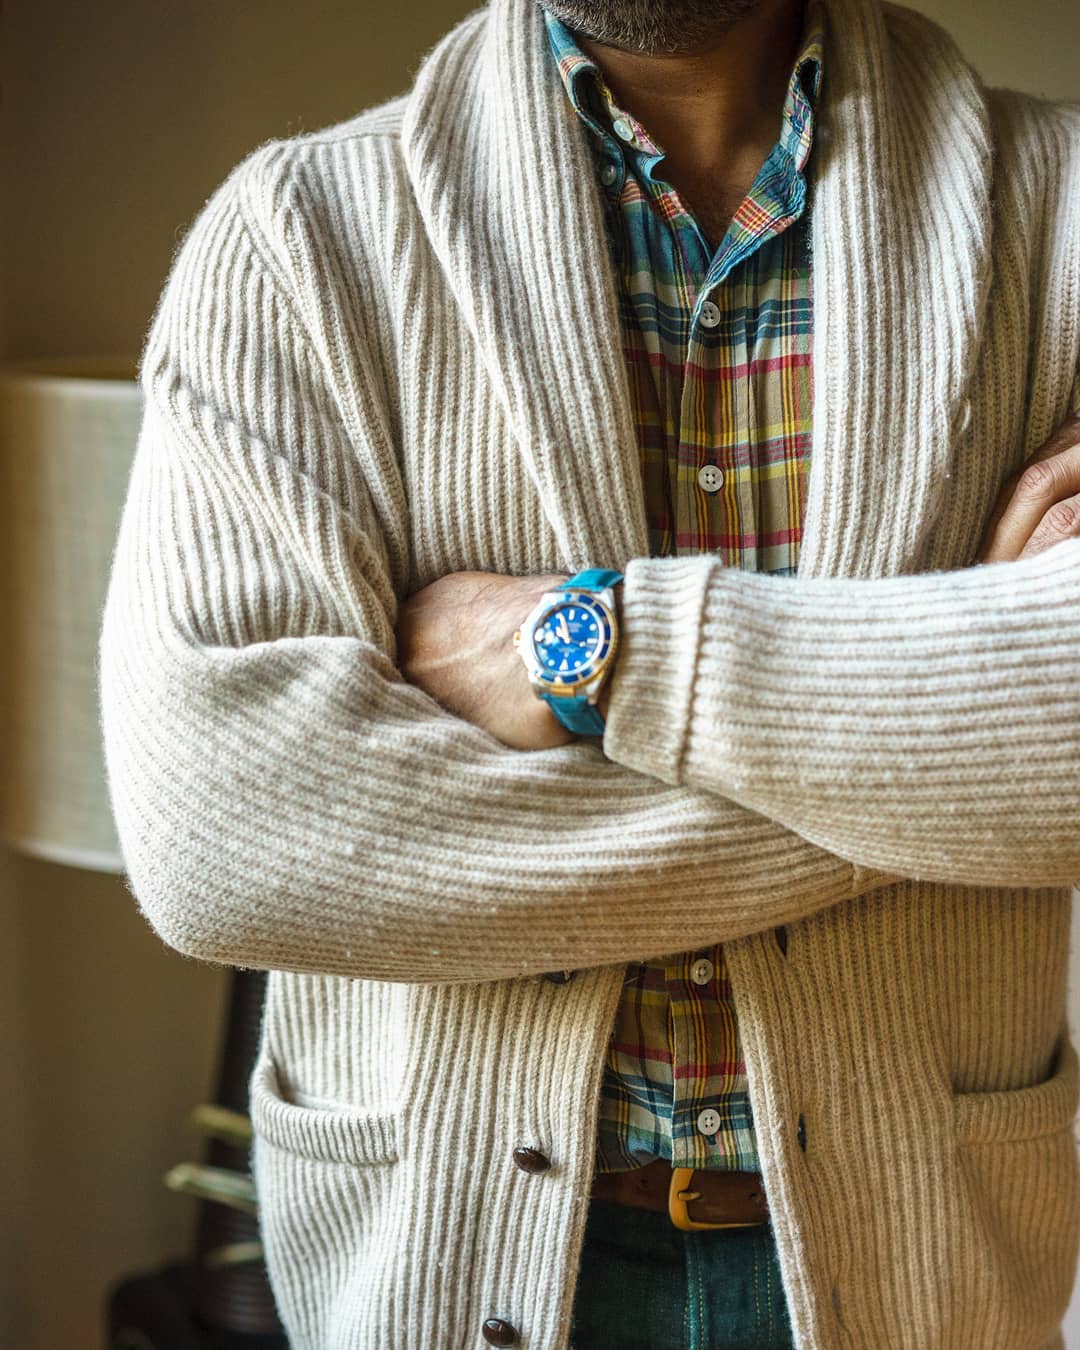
top-left (602, 542), bottom-right (1080, 889)
top-left (98, 160), bottom-right (900, 986)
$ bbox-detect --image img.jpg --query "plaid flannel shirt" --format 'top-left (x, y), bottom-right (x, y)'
top-left (545, 0), bottom-right (825, 1172)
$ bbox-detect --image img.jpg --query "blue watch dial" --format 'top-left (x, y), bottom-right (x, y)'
top-left (532, 598), bottom-right (611, 681)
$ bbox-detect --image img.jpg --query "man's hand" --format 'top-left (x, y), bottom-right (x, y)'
top-left (976, 412), bottom-right (1080, 563)
top-left (395, 570), bottom-right (574, 750)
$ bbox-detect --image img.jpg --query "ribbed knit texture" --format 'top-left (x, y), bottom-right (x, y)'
top-left (97, 0), bottom-right (1080, 1344)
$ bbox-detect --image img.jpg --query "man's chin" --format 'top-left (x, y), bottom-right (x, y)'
top-left (534, 0), bottom-right (769, 56)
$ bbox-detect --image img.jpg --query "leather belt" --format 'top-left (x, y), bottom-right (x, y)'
top-left (590, 1158), bottom-right (770, 1231)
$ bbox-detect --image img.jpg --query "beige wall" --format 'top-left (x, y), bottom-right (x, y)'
top-left (907, 0), bottom-right (1079, 100)
top-left (2, 2), bottom-right (1077, 1348)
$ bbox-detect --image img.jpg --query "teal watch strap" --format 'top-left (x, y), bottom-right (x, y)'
top-left (548, 693), bottom-right (607, 736)
top-left (558, 567), bottom-right (624, 594)
top-left (541, 568), bottom-right (623, 736)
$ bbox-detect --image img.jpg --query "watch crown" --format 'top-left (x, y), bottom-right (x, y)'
top-left (512, 629), bottom-right (521, 648)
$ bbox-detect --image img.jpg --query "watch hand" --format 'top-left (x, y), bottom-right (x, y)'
top-left (557, 614), bottom-right (571, 643)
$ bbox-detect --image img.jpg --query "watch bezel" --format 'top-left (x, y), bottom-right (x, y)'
top-left (518, 588), bottom-right (619, 698)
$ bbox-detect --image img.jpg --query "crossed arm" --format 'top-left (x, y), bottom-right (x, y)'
top-left (398, 413), bottom-right (1080, 888)
top-left (399, 416), bottom-right (1080, 753)
top-left (100, 173), bottom-right (1080, 986)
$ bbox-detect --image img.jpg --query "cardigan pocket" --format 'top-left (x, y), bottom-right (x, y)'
top-left (946, 1034), bottom-right (1080, 1348)
top-left (248, 1052), bottom-right (403, 1349)
top-left (248, 1052), bottom-right (400, 1165)
top-left (952, 1034), bottom-right (1079, 1146)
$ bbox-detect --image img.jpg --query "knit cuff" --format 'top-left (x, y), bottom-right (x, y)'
top-left (602, 555), bottom-right (717, 785)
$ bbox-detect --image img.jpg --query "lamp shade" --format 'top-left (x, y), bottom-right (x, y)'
top-left (0, 355), bottom-right (141, 872)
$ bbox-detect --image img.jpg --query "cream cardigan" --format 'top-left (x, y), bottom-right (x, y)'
top-left (98, 0), bottom-right (1080, 1343)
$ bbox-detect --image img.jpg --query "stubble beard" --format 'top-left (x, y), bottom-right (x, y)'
top-left (534, 0), bottom-right (769, 54)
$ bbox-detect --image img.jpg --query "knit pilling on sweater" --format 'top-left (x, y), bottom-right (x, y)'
top-left (98, 0), bottom-right (1080, 1344)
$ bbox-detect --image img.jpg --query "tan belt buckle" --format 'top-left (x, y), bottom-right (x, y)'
top-left (667, 1167), bottom-right (763, 1232)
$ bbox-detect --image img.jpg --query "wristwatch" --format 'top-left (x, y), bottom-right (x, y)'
top-left (512, 568), bottom-right (623, 736)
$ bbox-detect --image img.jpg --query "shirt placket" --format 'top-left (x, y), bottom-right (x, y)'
top-left (591, 102), bottom-right (735, 562)
top-left (666, 944), bottom-right (733, 1168)
top-left (682, 260), bottom-right (756, 564)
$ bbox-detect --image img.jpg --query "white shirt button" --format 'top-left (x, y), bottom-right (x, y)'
top-left (691, 957), bottom-right (714, 985)
top-left (599, 162), bottom-right (619, 186)
top-left (697, 1108), bottom-right (722, 1137)
top-left (698, 464), bottom-right (724, 494)
top-left (612, 117), bottom-right (635, 143)
top-left (698, 300), bottom-right (721, 329)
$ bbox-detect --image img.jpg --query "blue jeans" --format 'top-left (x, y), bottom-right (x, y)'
top-left (569, 1198), bottom-right (796, 1349)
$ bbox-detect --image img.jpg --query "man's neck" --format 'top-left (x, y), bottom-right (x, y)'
top-left (577, 0), bottom-right (804, 188)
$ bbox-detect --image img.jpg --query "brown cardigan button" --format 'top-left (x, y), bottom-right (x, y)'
top-left (512, 1145), bottom-right (551, 1174)
top-left (543, 969), bottom-right (576, 984)
top-left (482, 1318), bottom-right (518, 1346)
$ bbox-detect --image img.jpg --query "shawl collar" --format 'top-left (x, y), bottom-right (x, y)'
top-left (401, 0), bottom-right (993, 578)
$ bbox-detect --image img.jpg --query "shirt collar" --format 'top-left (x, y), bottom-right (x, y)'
top-left (544, 0), bottom-right (826, 177)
